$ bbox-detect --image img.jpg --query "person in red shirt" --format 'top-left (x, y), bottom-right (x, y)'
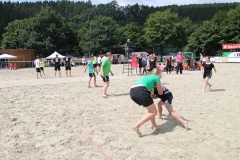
top-left (13, 63), bottom-right (17, 70)
top-left (176, 52), bottom-right (185, 74)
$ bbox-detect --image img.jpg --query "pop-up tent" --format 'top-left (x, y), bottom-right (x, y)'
top-left (45, 51), bottom-right (65, 59)
top-left (0, 53), bottom-right (17, 69)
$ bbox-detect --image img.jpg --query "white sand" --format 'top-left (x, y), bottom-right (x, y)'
top-left (0, 63), bottom-right (240, 159)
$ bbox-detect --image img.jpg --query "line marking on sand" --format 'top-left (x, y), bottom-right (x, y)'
top-left (53, 84), bottom-right (110, 160)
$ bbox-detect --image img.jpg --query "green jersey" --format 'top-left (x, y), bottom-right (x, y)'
top-left (133, 74), bottom-right (160, 90)
top-left (40, 60), bottom-right (45, 67)
top-left (93, 57), bottom-right (97, 64)
top-left (100, 59), bottom-right (111, 76)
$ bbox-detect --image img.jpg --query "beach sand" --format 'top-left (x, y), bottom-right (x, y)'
top-left (0, 63), bottom-right (239, 159)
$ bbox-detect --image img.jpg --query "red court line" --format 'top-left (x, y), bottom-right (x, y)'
top-left (54, 84), bottom-right (110, 160)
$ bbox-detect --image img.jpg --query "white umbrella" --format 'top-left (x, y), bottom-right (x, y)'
top-left (0, 54), bottom-right (17, 69)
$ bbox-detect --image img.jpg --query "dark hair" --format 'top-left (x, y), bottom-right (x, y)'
top-left (36, 56), bottom-right (39, 58)
top-left (66, 53), bottom-right (69, 56)
top-left (91, 56), bottom-right (94, 58)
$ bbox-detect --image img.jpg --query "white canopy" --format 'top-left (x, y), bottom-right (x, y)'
top-left (0, 54), bottom-right (17, 69)
top-left (0, 54), bottom-right (17, 59)
top-left (45, 51), bottom-right (65, 59)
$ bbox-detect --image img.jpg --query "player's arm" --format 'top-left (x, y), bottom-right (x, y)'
top-left (110, 70), bottom-right (113, 76)
top-left (156, 82), bottom-right (163, 95)
top-left (84, 64), bottom-right (89, 72)
top-left (213, 67), bottom-right (217, 73)
top-left (101, 65), bottom-right (105, 77)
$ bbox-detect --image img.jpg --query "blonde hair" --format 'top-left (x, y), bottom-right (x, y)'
top-left (106, 52), bottom-right (112, 57)
top-left (151, 68), bottom-right (161, 75)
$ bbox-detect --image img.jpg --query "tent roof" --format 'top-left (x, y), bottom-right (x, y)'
top-left (45, 51), bottom-right (65, 59)
top-left (0, 54), bottom-right (17, 59)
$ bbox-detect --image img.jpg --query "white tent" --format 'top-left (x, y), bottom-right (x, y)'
top-left (0, 54), bottom-right (17, 69)
top-left (45, 51), bottom-right (65, 59)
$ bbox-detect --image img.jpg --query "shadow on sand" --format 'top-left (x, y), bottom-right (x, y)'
top-left (140, 115), bottom-right (190, 137)
top-left (209, 89), bottom-right (225, 92)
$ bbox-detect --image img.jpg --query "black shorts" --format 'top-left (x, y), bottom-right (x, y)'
top-left (65, 66), bottom-right (71, 70)
top-left (40, 67), bottom-right (44, 70)
top-left (101, 76), bottom-right (109, 82)
top-left (55, 65), bottom-right (61, 71)
top-left (89, 73), bottom-right (95, 77)
top-left (130, 86), bottom-right (153, 107)
top-left (203, 71), bottom-right (212, 79)
top-left (98, 63), bottom-right (101, 67)
top-left (147, 68), bottom-right (153, 72)
top-left (139, 64), bottom-right (142, 68)
top-left (82, 62), bottom-right (86, 65)
top-left (187, 61), bottom-right (190, 66)
top-left (154, 87), bottom-right (173, 107)
top-left (93, 64), bottom-right (97, 68)
top-left (36, 68), bottom-right (41, 72)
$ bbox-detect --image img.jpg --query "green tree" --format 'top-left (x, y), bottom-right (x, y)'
top-left (143, 9), bottom-right (184, 56)
top-left (18, 6), bottom-right (76, 56)
top-left (1, 18), bottom-right (29, 49)
top-left (78, 15), bottom-right (121, 55)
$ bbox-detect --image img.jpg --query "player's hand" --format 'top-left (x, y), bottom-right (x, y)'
top-left (102, 74), bottom-right (105, 78)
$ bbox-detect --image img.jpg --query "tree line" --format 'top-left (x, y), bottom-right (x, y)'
top-left (0, 0), bottom-right (239, 57)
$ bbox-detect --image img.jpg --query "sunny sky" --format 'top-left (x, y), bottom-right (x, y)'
top-left (3, 0), bottom-right (240, 7)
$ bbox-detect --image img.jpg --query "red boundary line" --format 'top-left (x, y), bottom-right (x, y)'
top-left (53, 84), bottom-right (110, 160)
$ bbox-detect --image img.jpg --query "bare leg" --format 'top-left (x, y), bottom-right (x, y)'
top-left (103, 81), bottom-right (110, 96)
top-left (55, 71), bottom-right (57, 78)
top-left (157, 100), bottom-right (164, 119)
top-left (66, 71), bottom-right (68, 77)
top-left (166, 106), bottom-right (188, 131)
top-left (36, 73), bottom-right (38, 79)
top-left (88, 77), bottom-right (92, 88)
top-left (69, 71), bottom-right (71, 77)
top-left (202, 77), bottom-right (210, 92)
top-left (40, 72), bottom-right (42, 78)
top-left (59, 71), bottom-right (61, 78)
top-left (94, 76), bottom-right (98, 87)
top-left (42, 70), bottom-right (45, 75)
top-left (133, 103), bottom-right (159, 136)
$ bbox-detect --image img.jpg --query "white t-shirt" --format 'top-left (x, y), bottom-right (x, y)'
top-left (102, 56), bottom-right (107, 62)
top-left (34, 59), bottom-right (40, 68)
top-left (97, 57), bottom-right (102, 63)
top-left (82, 58), bottom-right (86, 63)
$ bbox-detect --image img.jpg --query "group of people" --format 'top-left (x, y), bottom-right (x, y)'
top-left (33, 50), bottom-right (216, 136)
top-left (34, 53), bottom-right (73, 79)
top-left (83, 52), bottom-right (113, 98)
top-left (9, 63), bottom-right (17, 70)
top-left (130, 53), bottom-right (216, 136)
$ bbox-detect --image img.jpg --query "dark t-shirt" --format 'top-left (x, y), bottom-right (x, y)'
top-left (149, 59), bottom-right (157, 69)
top-left (187, 56), bottom-right (191, 63)
top-left (203, 62), bottom-right (214, 75)
top-left (53, 57), bottom-right (61, 66)
top-left (64, 56), bottom-right (71, 66)
top-left (126, 41), bottom-right (132, 48)
top-left (138, 57), bottom-right (142, 65)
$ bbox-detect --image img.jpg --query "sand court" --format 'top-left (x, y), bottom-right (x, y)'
top-left (0, 63), bottom-right (240, 159)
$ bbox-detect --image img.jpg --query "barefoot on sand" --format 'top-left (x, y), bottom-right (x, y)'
top-left (157, 116), bottom-right (163, 120)
top-left (184, 121), bottom-right (188, 131)
top-left (152, 126), bottom-right (160, 132)
top-left (133, 126), bottom-right (142, 136)
top-left (209, 84), bottom-right (212, 89)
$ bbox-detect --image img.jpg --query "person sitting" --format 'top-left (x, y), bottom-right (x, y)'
top-left (192, 60), bottom-right (197, 70)
top-left (159, 63), bottom-right (165, 71)
top-left (13, 63), bottom-right (17, 70)
top-left (163, 63), bottom-right (167, 71)
top-left (9, 63), bottom-right (13, 70)
top-left (71, 62), bottom-right (76, 67)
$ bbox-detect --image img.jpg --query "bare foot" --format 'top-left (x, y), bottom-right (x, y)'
top-left (94, 85), bottom-right (99, 87)
top-left (209, 84), bottom-right (212, 89)
top-left (157, 116), bottom-right (163, 120)
top-left (88, 86), bottom-right (91, 88)
top-left (202, 90), bottom-right (205, 93)
top-left (152, 126), bottom-right (160, 132)
top-left (184, 121), bottom-right (188, 131)
top-left (102, 95), bottom-right (108, 98)
top-left (133, 126), bottom-right (142, 136)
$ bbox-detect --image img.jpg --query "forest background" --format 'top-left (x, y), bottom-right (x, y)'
top-left (0, 0), bottom-right (240, 57)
